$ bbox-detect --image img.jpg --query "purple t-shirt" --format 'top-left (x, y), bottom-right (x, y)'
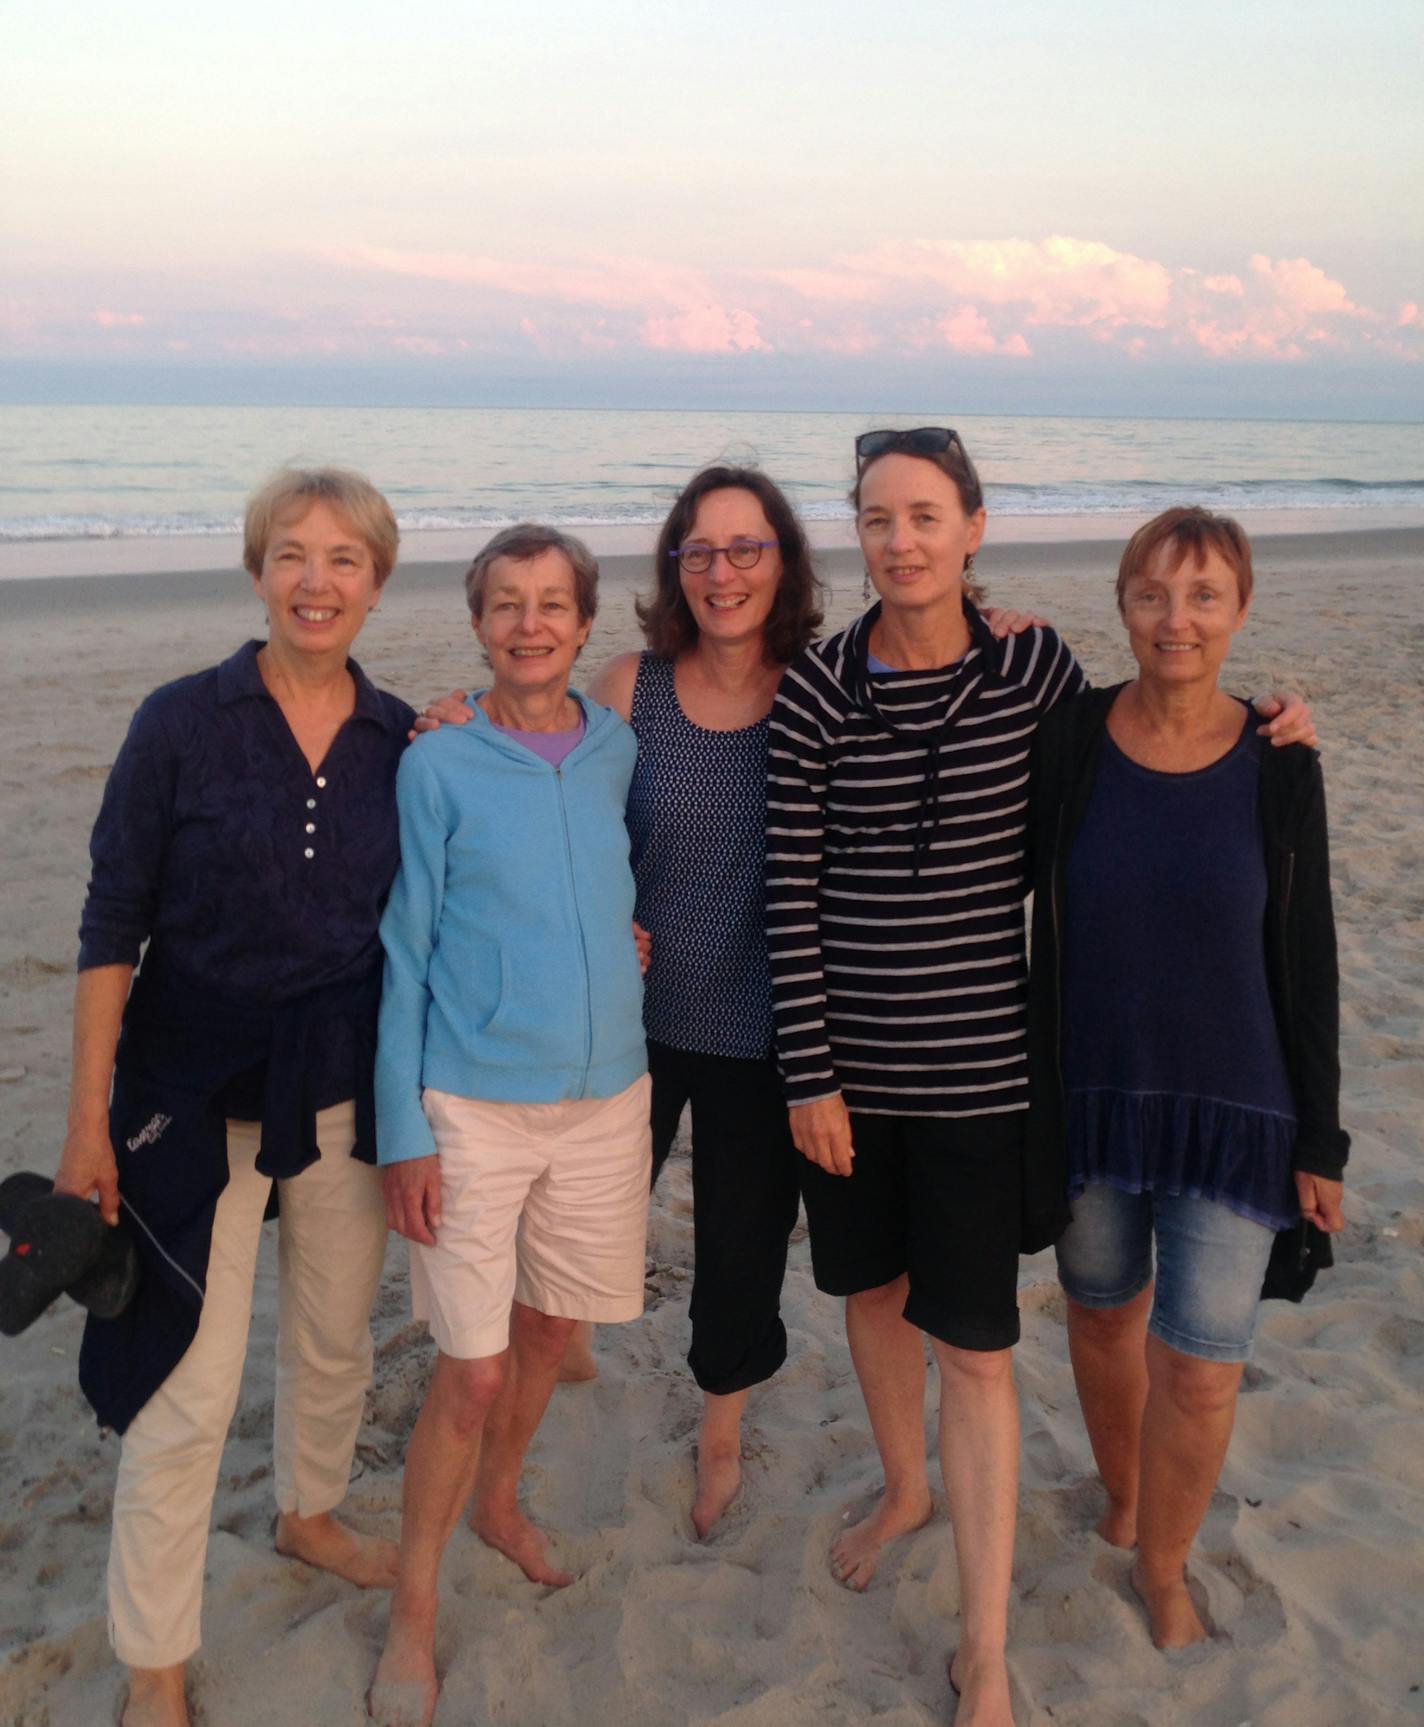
top-left (494, 715), bottom-right (585, 767)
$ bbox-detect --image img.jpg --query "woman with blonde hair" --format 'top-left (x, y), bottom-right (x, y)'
top-left (54, 468), bottom-right (412, 1727)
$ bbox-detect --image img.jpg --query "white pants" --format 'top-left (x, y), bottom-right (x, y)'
top-left (108, 1101), bottom-right (388, 1668)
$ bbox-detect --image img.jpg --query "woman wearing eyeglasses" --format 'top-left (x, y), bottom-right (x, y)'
top-left (421, 466), bottom-right (823, 1542)
top-left (764, 428), bottom-right (1313, 1724)
top-left (585, 466), bottom-right (823, 1536)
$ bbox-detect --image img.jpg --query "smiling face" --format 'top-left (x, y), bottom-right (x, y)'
top-left (252, 499), bottom-right (381, 663)
top-left (855, 453), bottom-right (986, 618)
top-left (473, 547), bottom-right (591, 698)
top-left (677, 487), bottom-right (783, 647)
top-left (1120, 541), bottom-right (1250, 691)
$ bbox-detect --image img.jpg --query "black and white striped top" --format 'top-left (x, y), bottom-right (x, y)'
top-left (766, 601), bottom-right (1085, 1118)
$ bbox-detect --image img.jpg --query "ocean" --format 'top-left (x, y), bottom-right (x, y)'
top-left (1, 404), bottom-right (1421, 550)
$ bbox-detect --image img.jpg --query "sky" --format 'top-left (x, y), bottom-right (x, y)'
top-left (3, 0), bottom-right (1422, 417)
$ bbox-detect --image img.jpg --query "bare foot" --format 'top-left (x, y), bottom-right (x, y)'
top-left (369, 1597), bottom-right (438, 1727)
top-left (691, 1444), bottom-right (741, 1540)
top-left (275, 1509), bottom-right (399, 1588)
top-left (828, 1487), bottom-right (933, 1591)
top-left (558, 1321), bottom-right (598, 1383)
top-left (1095, 1499), bottom-right (1137, 1549)
top-left (122, 1666), bottom-right (189, 1727)
top-left (473, 1504), bottom-right (575, 1587)
top-left (947, 1646), bottom-right (1015, 1726)
top-left (1130, 1559), bottom-right (1208, 1649)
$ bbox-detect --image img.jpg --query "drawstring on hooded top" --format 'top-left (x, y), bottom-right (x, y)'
top-left (846, 597), bottom-right (989, 875)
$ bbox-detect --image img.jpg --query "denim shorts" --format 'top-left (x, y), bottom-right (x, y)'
top-left (1055, 1183), bottom-right (1277, 1363)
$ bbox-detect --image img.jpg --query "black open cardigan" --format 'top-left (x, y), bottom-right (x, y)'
top-left (1023, 684), bottom-right (1350, 1221)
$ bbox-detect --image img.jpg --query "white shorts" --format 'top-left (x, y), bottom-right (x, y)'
top-left (411, 1073), bottom-right (652, 1359)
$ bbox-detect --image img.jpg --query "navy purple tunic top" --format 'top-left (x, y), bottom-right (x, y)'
top-left (1062, 708), bottom-right (1299, 1230)
top-left (625, 654), bottom-right (774, 1060)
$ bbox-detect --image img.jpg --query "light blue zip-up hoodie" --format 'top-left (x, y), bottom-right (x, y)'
top-left (375, 694), bottom-right (645, 1165)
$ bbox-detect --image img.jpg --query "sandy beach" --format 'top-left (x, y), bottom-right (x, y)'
top-left (1, 526), bottom-right (1421, 1727)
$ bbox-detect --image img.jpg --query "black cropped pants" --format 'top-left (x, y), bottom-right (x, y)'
top-left (648, 1039), bottom-right (802, 1397)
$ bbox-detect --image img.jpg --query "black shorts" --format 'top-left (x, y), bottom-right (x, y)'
top-left (797, 1109), bottom-right (1024, 1352)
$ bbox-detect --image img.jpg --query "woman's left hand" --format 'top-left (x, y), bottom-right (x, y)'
top-left (633, 921), bottom-right (652, 976)
top-left (1254, 692), bottom-right (1317, 748)
top-left (982, 606), bottom-right (1051, 638)
top-left (1295, 1171), bottom-right (1345, 1232)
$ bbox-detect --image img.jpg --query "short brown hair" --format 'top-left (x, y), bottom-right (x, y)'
top-left (463, 522), bottom-right (599, 622)
top-left (1116, 507), bottom-right (1253, 611)
top-left (638, 466), bottom-right (824, 663)
top-left (244, 467), bottom-right (399, 587)
top-left (851, 433), bottom-right (987, 605)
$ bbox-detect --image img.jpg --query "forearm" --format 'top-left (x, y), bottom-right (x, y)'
top-left (67, 964), bottom-right (133, 1130)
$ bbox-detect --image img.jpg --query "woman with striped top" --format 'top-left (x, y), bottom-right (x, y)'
top-left (765, 428), bottom-right (1313, 1724)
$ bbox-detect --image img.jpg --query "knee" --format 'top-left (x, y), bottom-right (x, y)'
top-left (512, 1309), bottom-right (579, 1366)
top-left (1153, 1349), bottom-right (1240, 1421)
top-left (846, 1276), bottom-right (908, 1320)
top-left (933, 1342), bottom-right (1014, 1388)
top-left (1068, 1291), bottom-right (1148, 1346)
top-left (432, 1355), bottom-right (506, 1437)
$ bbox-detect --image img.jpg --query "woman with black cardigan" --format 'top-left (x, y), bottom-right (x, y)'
top-left (1024, 506), bottom-right (1347, 1651)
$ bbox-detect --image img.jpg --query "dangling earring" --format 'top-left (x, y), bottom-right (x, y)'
top-left (963, 552), bottom-right (977, 582)
top-left (861, 569), bottom-right (873, 606)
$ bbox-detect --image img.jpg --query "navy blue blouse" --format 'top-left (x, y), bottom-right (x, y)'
top-left (1063, 709), bottom-right (1299, 1230)
top-left (626, 654), bottom-right (775, 1060)
top-left (79, 640), bottom-right (413, 1113)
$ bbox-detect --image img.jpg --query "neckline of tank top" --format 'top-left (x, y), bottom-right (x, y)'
top-left (651, 654), bottom-right (774, 741)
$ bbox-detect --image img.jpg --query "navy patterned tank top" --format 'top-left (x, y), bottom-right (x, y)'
top-left (626, 654), bottom-right (775, 1059)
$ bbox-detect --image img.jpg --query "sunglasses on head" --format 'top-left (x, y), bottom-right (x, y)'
top-left (854, 426), bottom-right (963, 467)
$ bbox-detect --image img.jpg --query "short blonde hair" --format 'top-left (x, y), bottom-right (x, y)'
top-left (244, 468), bottom-right (400, 587)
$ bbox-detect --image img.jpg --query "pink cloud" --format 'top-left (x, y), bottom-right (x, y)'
top-left (1248, 254), bottom-right (1362, 318)
top-left (1176, 254), bottom-right (1375, 362)
top-left (838, 236), bottom-right (1174, 329)
top-left (641, 305), bottom-right (770, 354)
top-left (8, 236), bottom-right (1403, 373)
top-left (934, 306), bottom-right (1030, 357)
top-left (936, 307), bottom-right (999, 355)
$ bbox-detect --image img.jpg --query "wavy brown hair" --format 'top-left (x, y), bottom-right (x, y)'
top-left (638, 466), bottom-right (823, 663)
